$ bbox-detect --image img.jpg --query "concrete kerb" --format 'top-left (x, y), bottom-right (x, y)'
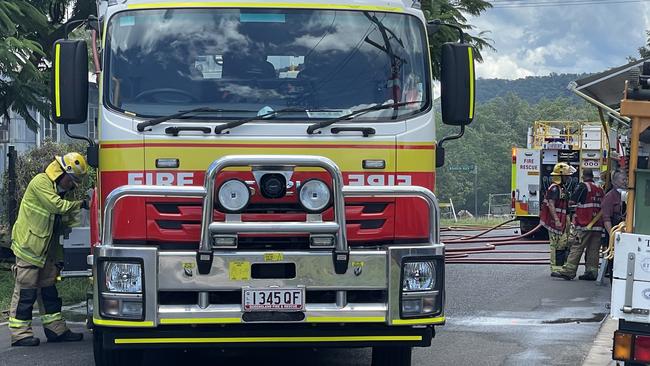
top-left (583, 316), bottom-right (617, 366)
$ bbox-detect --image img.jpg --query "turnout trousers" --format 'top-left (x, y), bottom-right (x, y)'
top-left (8, 253), bottom-right (69, 343)
top-left (557, 230), bottom-right (602, 278)
top-left (549, 230), bottom-right (570, 272)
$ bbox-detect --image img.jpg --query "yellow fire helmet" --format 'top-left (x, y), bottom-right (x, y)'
top-left (45, 152), bottom-right (88, 184)
top-left (550, 162), bottom-right (577, 177)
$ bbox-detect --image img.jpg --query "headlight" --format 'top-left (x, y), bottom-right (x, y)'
top-left (299, 179), bottom-right (331, 213)
top-left (218, 179), bottom-right (250, 213)
top-left (402, 261), bottom-right (435, 292)
top-left (400, 259), bottom-right (442, 318)
top-left (104, 262), bottom-right (142, 293)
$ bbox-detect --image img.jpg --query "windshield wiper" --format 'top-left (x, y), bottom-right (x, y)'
top-left (136, 107), bottom-right (251, 132)
top-left (306, 101), bottom-right (422, 135)
top-left (363, 12), bottom-right (408, 120)
top-left (363, 12), bottom-right (407, 66)
top-left (214, 108), bottom-right (342, 134)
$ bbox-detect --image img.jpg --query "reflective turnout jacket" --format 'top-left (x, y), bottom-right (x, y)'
top-left (573, 181), bottom-right (604, 231)
top-left (540, 183), bottom-right (569, 234)
top-left (11, 173), bottom-right (81, 267)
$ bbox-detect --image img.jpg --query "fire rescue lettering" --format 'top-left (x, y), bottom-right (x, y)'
top-left (125, 172), bottom-right (414, 187)
top-left (347, 174), bottom-right (412, 186)
top-left (128, 172), bottom-right (194, 186)
top-left (519, 158), bottom-right (538, 171)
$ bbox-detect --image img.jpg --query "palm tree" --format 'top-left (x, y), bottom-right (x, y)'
top-left (424, 0), bottom-right (495, 80)
top-left (0, 1), bottom-right (49, 131)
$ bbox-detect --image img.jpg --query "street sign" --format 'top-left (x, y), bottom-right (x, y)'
top-left (448, 164), bottom-right (476, 172)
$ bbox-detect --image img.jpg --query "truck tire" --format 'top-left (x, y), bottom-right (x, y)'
top-left (371, 346), bottom-right (412, 366)
top-left (519, 218), bottom-right (547, 240)
top-left (93, 329), bottom-right (143, 366)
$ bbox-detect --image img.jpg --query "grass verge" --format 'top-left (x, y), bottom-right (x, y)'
top-left (441, 216), bottom-right (515, 228)
top-left (1, 260), bottom-right (89, 321)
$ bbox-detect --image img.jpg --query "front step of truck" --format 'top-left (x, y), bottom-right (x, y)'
top-left (90, 155), bottom-right (445, 366)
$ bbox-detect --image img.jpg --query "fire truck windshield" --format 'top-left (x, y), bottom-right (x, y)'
top-left (105, 8), bottom-right (430, 121)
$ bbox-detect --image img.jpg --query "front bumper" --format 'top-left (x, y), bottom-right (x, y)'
top-left (92, 244), bottom-right (445, 328)
top-left (95, 323), bottom-right (434, 350)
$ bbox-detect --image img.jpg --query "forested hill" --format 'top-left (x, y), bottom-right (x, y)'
top-left (475, 73), bottom-right (589, 104)
top-left (435, 72), bottom-right (600, 216)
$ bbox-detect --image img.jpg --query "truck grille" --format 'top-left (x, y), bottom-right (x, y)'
top-left (145, 200), bottom-right (395, 245)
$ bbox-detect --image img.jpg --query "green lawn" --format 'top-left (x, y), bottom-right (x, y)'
top-left (0, 261), bottom-right (89, 321)
top-left (441, 216), bottom-right (516, 228)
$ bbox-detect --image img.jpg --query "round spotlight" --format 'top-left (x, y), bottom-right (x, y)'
top-left (299, 179), bottom-right (331, 213)
top-left (217, 179), bottom-right (250, 213)
top-left (260, 173), bottom-right (287, 199)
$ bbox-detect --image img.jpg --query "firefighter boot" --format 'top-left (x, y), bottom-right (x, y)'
top-left (551, 271), bottom-right (573, 280)
top-left (578, 272), bottom-right (597, 281)
top-left (11, 337), bottom-right (40, 347)
top-left (45, 329), bottom-right (83, 343)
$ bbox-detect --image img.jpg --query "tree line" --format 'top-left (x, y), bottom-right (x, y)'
top-left (435, 93), bottom-right (598, 215)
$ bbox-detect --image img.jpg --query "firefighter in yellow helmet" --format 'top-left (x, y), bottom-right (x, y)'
top-left (8, 153), bottom-right (89, 347)
top-left (540, 162), bottom-right (576, 273)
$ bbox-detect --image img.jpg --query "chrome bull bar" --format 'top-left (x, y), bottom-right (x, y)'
top-left (101, 155), bottom-right (440, 275)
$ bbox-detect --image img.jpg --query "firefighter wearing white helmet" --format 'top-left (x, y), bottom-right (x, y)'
top-left (540, 162), bottom-right (576, 273)
top-left (8, 152), bottom-right (89, 347)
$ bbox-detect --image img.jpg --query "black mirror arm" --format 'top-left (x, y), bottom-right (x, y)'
top-left (63, 16), bottom-right (100, 39)
top-left (63, 19), bottom-right (87, 39)
top-left (436, 125), bottom-right (465, 168)
top-left (437, 124), bottom-right (465, 149)
top-left (64, 124), bottom-right (95, 147)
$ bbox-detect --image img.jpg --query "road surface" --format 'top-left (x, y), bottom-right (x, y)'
top-left (0, 227), bottom-right (611, 365)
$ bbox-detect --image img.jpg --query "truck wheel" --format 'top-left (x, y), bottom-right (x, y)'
top-left (371, 346), bottom-right (412, 366)
top-left (93, 329), bottom-right (143, 366)
top-left (519, 218), bottom-right (547, 239)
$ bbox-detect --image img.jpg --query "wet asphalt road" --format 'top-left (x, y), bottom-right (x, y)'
top-left (0, 227), bottom-right (611, 366)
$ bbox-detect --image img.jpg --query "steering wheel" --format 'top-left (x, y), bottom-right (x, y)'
top-left (134, 88), bottom-right (198, 103)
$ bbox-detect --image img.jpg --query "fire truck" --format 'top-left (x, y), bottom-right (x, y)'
top-left (607, 62), bottom-right (650, 365)
top-left (511, 120), bottom-right (608, 236)
top-left (50, 0), bottom-right (475, 364)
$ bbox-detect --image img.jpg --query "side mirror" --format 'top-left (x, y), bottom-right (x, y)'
top-left (440, 42), bottom-right (475, 126)
top-left (51, 40), bottom-right (88, 124)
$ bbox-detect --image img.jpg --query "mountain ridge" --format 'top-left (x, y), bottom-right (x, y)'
top-left (475, 73), bottom-right (590, 105)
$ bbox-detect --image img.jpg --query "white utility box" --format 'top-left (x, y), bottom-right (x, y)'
top-left (611, 232), bottom-right (650, 322)
top-left (61, 226), bottom-right (91, 276)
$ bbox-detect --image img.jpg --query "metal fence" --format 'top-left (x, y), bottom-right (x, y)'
top-left (487, 193), bottom-right (512, 217)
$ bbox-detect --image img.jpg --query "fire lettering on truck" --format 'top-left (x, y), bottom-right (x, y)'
top-left (127, 172), bottom-right (194, 186)
top-left (519, 158), bottom-right (538, 171)
top-left (347, 174), bottom-right (412, 186)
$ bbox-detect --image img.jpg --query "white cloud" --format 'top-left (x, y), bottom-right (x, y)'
top-left (475, 53), bottom-right (534, 79)
top-left (467, 4), bottom-right (648, 79)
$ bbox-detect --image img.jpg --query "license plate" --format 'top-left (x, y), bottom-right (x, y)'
top-left (243, 288), bottom-right (304, 311)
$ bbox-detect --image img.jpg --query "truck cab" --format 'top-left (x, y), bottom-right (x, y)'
top-left (50, 0), bottom-right (476, 364)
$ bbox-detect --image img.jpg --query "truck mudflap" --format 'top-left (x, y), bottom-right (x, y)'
top-left (96, 324), bottom-right (433, 350)
top-left (92, 155), bottom-right (444, 338)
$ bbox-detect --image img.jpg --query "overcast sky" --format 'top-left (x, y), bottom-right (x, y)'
top-left (468, 1), bottom-right (650, 79)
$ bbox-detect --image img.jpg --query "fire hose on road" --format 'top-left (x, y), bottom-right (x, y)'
top-left (442, 220), bottom-right (553, 265)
